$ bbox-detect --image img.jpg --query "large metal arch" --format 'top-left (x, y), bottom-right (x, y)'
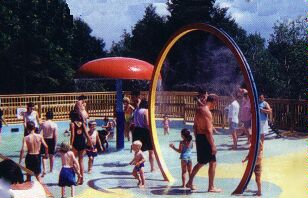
top-left (149, 23), bottom-right (260, 194)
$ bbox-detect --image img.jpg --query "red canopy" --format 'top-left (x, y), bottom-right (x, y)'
top-left (77, 57), bottom-right (158, 80)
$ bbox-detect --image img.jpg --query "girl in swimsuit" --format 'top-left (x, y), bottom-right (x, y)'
top-left (169, 129), bottom-right (193, 187)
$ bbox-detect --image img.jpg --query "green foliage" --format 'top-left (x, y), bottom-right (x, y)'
top-left (267, 18), bottom-right (306, 99)
top-left (0, 0), bottom-right (106, 94)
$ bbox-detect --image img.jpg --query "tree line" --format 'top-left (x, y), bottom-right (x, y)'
top-left (0, 0), bottom-right (305, 99)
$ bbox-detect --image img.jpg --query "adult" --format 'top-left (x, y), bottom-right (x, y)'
top-left (123, 97), bottom-right (134, 141)
top-left (69, 110), bottom-right (93, 185)
top-left (19, 121), bottom-right (48, 183)
top-left (40, 110), bottom-right (58, 176)
top-left (259, 94), bottom-right (272, 143)
top-left (74, 95), bottom-right (89, 124)
top-left (132, 98), bottom-right (155, 172)
top-left (228, 95), bottom-right (240, 150)
top-left (0, 159), bottom-right (47, 198)
top-left (23, 102), bottom-right (40, 136)
top-left (239, 89), bottom-right (252, 144)
top-left (131, 91), bottom-right (141, 109)
top-left (186, 93), bottom-right (221, 192)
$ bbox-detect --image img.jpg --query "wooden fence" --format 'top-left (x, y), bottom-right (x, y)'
top-left (0, 91), bottom-right (306, 132)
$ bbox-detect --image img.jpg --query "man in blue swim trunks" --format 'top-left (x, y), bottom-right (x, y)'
top-left (186, 92), bottom-right (222, 193)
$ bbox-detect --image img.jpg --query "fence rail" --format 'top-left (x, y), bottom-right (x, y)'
top-left (0, 91), bottom-right (306, 132)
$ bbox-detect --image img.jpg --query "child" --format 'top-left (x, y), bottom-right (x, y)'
top-left (242, 141), bottom-right (263, 196)
top-left (98, 129), bottom-right (110, 152)
top-left (129, 140), bottom-right (146, 188)
top-left (102, 116), bottom-right (116, 139)
top-left (58, 142), bottom-right (82, 198)
top-left (169, 129), bottom-right (193, 187)
top-left (0, 108), bottom-right (8, 133)
top-left (162, 115), bottom-right (170, 135)
top-left (123, 97), bottom-right (134, 141)
top-left (86, 121), bottom-right (104, 174)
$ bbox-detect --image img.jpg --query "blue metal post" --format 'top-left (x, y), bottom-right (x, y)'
top-left (116, 79), bottom-right (124, 150)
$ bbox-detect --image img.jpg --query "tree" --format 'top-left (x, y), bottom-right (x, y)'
top-left (0, 0), bottom-right (106, 93)
top-left (268, 18), bottom-right (306, 99)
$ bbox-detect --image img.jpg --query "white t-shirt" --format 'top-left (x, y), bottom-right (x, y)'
top-left (227, 100), bottom-right (240, 124)
top-left (9, 181), bottom-right (47, 198)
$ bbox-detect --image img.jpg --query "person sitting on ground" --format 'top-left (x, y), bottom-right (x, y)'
top-left (58, 142), bottom-right (81, 198)
top-left (169, 129), bottom-right (193, 187)
top-left (40, 110), bottom-right (58, 177)
top-left (19, 121), bottom-right (48, 183)
top-left (129, 140), bottom-right (146, 188)
top-left (0, 159), bottom-right (47, 198)
top-left (86, 121), bottom-right (104, 174)
top-left (242, 141), bottom-right (264, 196)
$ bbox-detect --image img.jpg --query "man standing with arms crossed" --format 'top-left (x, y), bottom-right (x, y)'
top-left (186, 92), bottom-right (222, 193)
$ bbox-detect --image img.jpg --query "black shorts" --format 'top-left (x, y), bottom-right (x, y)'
top-left (25, 154), bottom-right (41, 175)
top-left (41, 138), bottom-right (55, 155)
top-left (196, 134), bottom-right (216, 164)
top-left (133, 127), bottom-right (153, 151)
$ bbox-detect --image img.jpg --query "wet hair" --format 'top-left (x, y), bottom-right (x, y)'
top-left (45, 110), bottom-right (53, 120)
top-left (123, 97), bottom-right (130, 103)
top-left (206, 94), bottom-right (219, 103)
top-left (88, 120), bottom-right (97, 126)
top-left (77, 95), bottom-right (87, 101)
top-left (131, 91), bottom-right (140, 97)
top-left (59, 142), bottom-right (71, 153)
top-left (132, 140), bottom-right (142, 148)
top-left (181, 128), bottom-right (192, 142)
top-left (0, 109), bottom-right (3, 117)
top-left (27, 102), bottom-right (35, 108)
top-left (0, 159), bottom-right (24, 184)
top-left (197, 89), bottom-right (208, 96)
top-left (26, 121), bottom-right (35, 131)
top-left (69, 110), bottom-right (81, 122)
top-left (139, 98), bottom-right (148, 109)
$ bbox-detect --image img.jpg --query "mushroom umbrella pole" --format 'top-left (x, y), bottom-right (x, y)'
top-left (77, 57), bottom-right (157, 150)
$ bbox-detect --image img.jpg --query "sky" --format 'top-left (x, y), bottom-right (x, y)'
top-left (66, 0), bottom-right (306, 50)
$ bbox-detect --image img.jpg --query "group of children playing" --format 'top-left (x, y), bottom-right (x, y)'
top-left (2, 94), bottom-right (263, 197)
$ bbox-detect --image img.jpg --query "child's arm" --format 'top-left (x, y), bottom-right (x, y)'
top-left (83, 123), bottom-right (94, 148)
top-left (71, 152), bottom-right (81, 177)
top-left (19, 137), bottom-right (26, 163)
top-left (242, 154), bottom-right (249, 163)
top-left (96, 132), bottom-right (104, 152)
top-left (129, 158), bottom-right (135, 165)
top-left (70, 123), bottom-right (75, 145)
top-left (1, 117), bottom-right (8, 126)
top-left (41, 136), bottom-right (49, 157)
top-left (169, 142), bottom-right (182, 153)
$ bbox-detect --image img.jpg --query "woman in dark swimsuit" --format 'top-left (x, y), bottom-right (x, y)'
top-left (69, 110), bottom-right (93, 185)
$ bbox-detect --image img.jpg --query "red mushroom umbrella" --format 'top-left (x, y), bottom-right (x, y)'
top-left (77, 57), bottom-right (157, 80)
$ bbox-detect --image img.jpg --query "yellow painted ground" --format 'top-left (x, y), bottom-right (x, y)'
top-left (76, 188), bottom-right (134, 198)
top-left (197, 150), bottom-right (306, 198)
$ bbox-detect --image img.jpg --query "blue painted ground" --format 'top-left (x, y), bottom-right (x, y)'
top-left (0, 120), bottom-right (305, 198)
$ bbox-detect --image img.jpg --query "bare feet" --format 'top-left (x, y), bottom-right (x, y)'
top-left (88, 169), bottom-right (92, 174)
top-left (41, 172), bottom-right (46, 177)
top-left (208, 187), bottom-right (222, 193)
top-left (138, 184), bottom-right (145, 188)
top-left (255, 191), bottom-right (262, 196)
top-left (185, 183), bottom-right (197, 190)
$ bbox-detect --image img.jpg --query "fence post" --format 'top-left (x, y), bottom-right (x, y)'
top-left (38, 95), bottom-right (42, 119)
